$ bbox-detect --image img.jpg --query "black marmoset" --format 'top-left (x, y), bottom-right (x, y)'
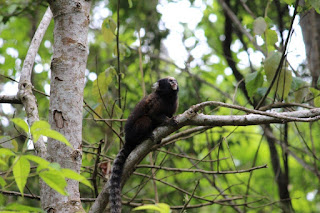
top-left (109, 77), bottom-right (179, 213)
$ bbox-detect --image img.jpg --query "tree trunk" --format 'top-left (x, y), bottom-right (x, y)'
top-left (263, 125), bottom-right (293, 213)
top-left (42, 1), bottom-right (91, 212)
top-left (300, 9), bottom-right (320, 89)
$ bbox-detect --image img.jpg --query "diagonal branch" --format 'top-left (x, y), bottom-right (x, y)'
top-left (218, 0), bottom-right (265, 54)
top-left (17, 7), bottom-right (52, 157)
top-left (89, 99), bottom-right (320, 213)
top-left (0, 95), bottom-right (21, 104)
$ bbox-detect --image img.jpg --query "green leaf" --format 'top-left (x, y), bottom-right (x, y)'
top-left (283, 0), bottom-right (295, 5)
top-left (265, 51), bottom-right (293, 99)
top-left (7, 4), bottom-right (18, 14)
top-left (0, 176), bottom-right (6, 187)
top-left (119, 43), bottom-right (131, 57)
top-left (0, 159), bottom-right (7, 167)
top-left (265, 51), bottom-right (282, 80)
top-left (278, 68), bottom-right (292, 99)
top-left (309, 0), bottom-right (320, 13)
top-left (128, 0), bottom-right (133, 8)
top-left (102, 17), bottom-right (117, 43)
top-left (30, 121), bottom-right (71, 147)
top-left (92, 67), bottom-right (116, 102)
top-left (11, 118), bottom-right (29, 134)
top-left (292, 77), bottom-right (307, 91)
top-left (133, 205), bottom-right (161, 212)
top-left (30, 120), bottom-right (51, 143)
top-left (12, 156), bottom-right (30, 196)
top-left (39, 170), bottom-right (68, 195)
top-left (294, 87), bottom-right (309, 103)
top-left (265, 29), bottom-right (278, 46)
top-left (0, 148), bottom-right (15, 157)
top-left (30, 120), bottom-right (51, 133)
top-left (39, 129), bottom-right (71, 147)
top-left (253, 17), bottom-right (267, 35)
top-left (5, 203), bottom-right (44, 212)
top-left (310, 88), bottom-right (320, 107)
top-left (292, 77), bottom-right (309, 103)
top-left (108, 18), bottom-right (117, 33)
top-left (61, 168), bottom-right (93, 189)
top-left (317, 76), bottom-right (320, 88)
top-left (245, 71), bottom-right (263, 100)
top-left (102, 27), bottom-right (114, 43)
top-left (133, 203), bottom-right (171, 213)
top-left (49, 162), bottom-right (61, 170)
top-left (25, 155), bottom-right (52, 173)
top-left (155, 203), bottom-right (171, 213)
top-left (242, 15), bottom-right (254, 26)
top-left (24, 155), bottom-right (50, 167)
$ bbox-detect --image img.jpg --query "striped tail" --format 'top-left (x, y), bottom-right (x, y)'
top-left (109, 144), bottom-right (134, 213)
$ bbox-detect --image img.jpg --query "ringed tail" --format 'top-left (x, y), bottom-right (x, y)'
top-left (109, 144), bottom-right (134, 213)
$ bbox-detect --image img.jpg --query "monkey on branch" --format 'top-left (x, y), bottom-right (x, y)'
top-left (109, 77), bottom-right (179, 213)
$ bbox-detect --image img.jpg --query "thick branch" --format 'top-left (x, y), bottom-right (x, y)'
top-left (89, 101), bottom-right (320, 213)
top-left (0, 95), bottom-right (21, 104)
top-left (218, 0), bottom-right (264, 54)
top-left (222, 0), bottom-right (252, 105)
top-left (17, 7), bottom-right (52, 157)
top-left (263, 125), bottom-right (293, 212)
top-left (300, 9), bottom-right (320, 89)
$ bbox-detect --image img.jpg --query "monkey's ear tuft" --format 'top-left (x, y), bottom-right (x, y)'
top-left (152, 81), bottom-right (159, 91)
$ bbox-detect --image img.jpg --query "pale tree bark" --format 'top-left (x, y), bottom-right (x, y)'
top-left (300, 8), bottom-right (320, 89)
top-left (16, 7), bottom-right (52, 211)
top-left (18, 7), bottom-right (52, 158)
top-left (42, 1), bottom-right (91, 212)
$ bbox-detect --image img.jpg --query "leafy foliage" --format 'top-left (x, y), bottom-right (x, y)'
top-left (0, 119), bottom-right (92, 200)
top-left (264, 51), bottom-right (293, 99)
top-left (1, 0), bottom-right (320, 212)
top-left (12, 156), bottom-right (30, 196)
top-left (245, 70), bottom-right (263, 101)
top-left (2, 203), bottom-right (44, 213)
top-left (133, 203), bottom-right (171, 213)
top-left (253, 17), bottom-right (267, 35)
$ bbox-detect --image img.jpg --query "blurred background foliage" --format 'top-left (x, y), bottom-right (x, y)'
top-left (1, 0), bottom-right (320, 212)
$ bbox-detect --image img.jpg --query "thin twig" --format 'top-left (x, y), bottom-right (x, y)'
top-left (136, 164), bottom-right (267, 174)
top-left (83, 100), bottom-right (123, 142)
top-left (83, 118), bottom-right (126, 122)
top-left (180, 180), bottom-right (200, 213)
top-left (255, 0), bottom-right (300, 109)
top-left (157, 149), bottom-right (229, 163)
top-left (244, 135), bottom-right (264, 212)
top-left (218, 0), bottom-right (264, 54)
top-left (92, 140), bottom-right (103, 197)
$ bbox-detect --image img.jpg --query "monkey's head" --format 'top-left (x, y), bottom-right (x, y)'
top-left (153, 77), bottom-right (179, 95)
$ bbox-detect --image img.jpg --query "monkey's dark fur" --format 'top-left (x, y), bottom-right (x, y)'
top-left (109, 77), bottom-right (179, 213)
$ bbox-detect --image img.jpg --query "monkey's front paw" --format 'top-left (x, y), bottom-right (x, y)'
top-left (149, 133), bottom-right (156, 142)
top-left (150, 133), bottom-right (162, 144)
top-left (168, 116), bottom-right (178, 127)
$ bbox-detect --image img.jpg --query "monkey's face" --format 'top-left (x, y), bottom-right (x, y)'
top-left (168, 77), bottom-right (178, 91)
top-left (153, 76), bottom-right (179, 92)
